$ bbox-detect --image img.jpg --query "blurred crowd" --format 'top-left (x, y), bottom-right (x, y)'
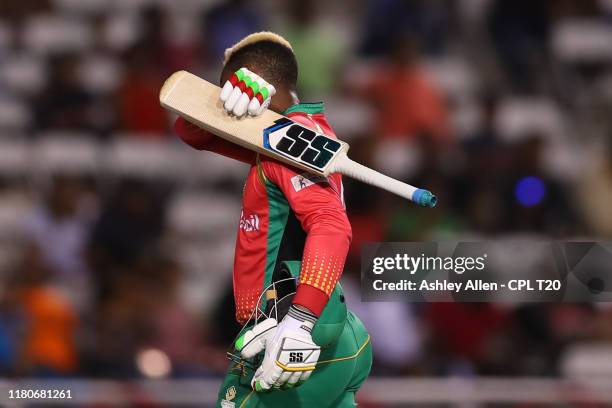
top-left (1, 0), bottom-right (612, 383)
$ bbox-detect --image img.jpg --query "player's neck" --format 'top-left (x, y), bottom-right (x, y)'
top-left (271, 88), bottom-right (299, 114)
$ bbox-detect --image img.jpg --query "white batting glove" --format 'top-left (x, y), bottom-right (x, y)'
top-left (219, 67), bottom-right (276, 117)
top-left (235, 305), bottom-right (320, 392)
top-left (235, 317), bottom-right (277, 359)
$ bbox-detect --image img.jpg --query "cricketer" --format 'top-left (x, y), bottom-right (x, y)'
top-left (174, 32), bottom-right (372, 407)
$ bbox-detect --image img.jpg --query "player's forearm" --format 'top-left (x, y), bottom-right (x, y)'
top-left (259, 158), bottom-right (352, 315)
top-left (293, 230), bottom-right (351, 316)
top-left (174, 117), bottom-right (256, 164)
top-left (293, 284), bottom-right (329, 316)
top-left (174, 117), bottom-right (216, 150)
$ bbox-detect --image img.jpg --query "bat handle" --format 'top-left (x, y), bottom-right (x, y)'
top-left (332, 156), bottom-right (437, 208)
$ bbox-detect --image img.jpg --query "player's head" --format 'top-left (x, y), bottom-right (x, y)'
top-left (221, 32), bottom-right (298, 93)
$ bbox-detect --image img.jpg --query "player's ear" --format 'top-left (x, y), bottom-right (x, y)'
top-left (269, 85), bottom-right (298, 114)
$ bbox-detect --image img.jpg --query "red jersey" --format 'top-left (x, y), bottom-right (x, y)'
top-left (174, 102), bottom-right (351, 323)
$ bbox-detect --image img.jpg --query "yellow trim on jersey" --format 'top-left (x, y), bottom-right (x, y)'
top-left (317, 335), bottom-right (371, 365)
top-left (256, 154), bottom-right (267, 184)
top-left (239, 391), bottom-right (255, 408)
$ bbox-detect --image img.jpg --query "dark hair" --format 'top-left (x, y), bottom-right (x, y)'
top-left (222, 40), bottom-right (298, 90)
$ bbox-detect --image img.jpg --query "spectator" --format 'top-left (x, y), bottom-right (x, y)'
top-left (487, 0), bottom-right (552, 91)
top-left (82, 270), bottom-right (154, 378)
top-left (354, 36), bottom-right (451, 143)
top-left (201, 0), bottom-right (263, 64)
top-left (22, 175), bottom-right (94, 311)
top-left (88, 180), bottom-right (167, 302)
top-left (425, 302), bottom-right (509, 375)
top-left (34, 54), bottom-right (93, 131)
top-left (279, 0), bottom-right (346, 97)
top-left (0, 0), bottom-right (51, 27)
top-left (17, 245), bottom-right (78, 376)
top-left (0, 277), bottom-right (24, 376)
top-left (358, 0), bottom-right (450, 56)
top-left (146, 258), bottom-right (204, 376)
top-left (458, 94), bottom-right (507, 235)
top-left (116, 44), bottom-right (167, 134)
top-left (139, 6), bottom-right (198, 74)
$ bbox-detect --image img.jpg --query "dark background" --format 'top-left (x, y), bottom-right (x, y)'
top-left (1, 0), bottom-right (612, 404)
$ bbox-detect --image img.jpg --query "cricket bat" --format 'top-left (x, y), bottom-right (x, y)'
top-left (160, 71), bottom-right (437, 207)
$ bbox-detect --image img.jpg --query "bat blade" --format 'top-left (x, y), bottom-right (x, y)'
top-left (160, 71), bottom-right (437, 207)
top-left (160, 70), bottom-right (347, 176)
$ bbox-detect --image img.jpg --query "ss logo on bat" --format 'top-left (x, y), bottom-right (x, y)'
top-left (263, 118), bottom-right (342, 171)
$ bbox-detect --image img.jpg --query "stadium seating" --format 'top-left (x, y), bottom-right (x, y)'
top-left (32, 133), bottom-right (101, 179)
top-left (0, 97), bottom-right (31, 131)
top-left (23, 14), bottom-right (93, 55)
top-left (552, 20), bottom-right (612, 64)
top-left (0, 54), bottom-right (47, 96)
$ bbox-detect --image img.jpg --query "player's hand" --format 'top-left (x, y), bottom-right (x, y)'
top-left (236, 305), bottom-right (320, 392)
top-left (235, 317), bottom-right (277, 359)
top-left (219, 67), bottom-right (276, 117)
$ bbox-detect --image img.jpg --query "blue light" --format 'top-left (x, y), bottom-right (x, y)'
top-left (515, 176), bottom-right (546, 207)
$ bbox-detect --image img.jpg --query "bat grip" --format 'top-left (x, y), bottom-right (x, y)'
top-left (333, 156), bottom-right (437, 208)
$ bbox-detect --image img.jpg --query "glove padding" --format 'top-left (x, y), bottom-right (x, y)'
top-left (235, 306), bottom-right (320, 392)
top-left (219, 67), bottom-right (276, 117)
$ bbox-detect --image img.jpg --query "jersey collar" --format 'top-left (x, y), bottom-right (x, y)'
top-left (283, 102), bottom-right (325, 115)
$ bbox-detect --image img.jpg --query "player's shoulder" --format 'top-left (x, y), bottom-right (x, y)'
top-left (258, 154), bottom-right (300, 177)
top-left (259, 154), bottom-right (342, 194)
top-left (260, 102), bottom-right (339, 179)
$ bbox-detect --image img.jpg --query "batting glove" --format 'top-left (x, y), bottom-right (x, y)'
top-left (219, 67), bottom-right (276, 117)
top-left (235, 305), bottom-right (320, 392)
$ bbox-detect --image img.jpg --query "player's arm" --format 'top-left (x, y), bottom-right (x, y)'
top-left (263, 160), bottom-right (351, 315)
top-left (174, 116), bottom-right (256, 164)
top-left (173, 67), bottom-right (277, 163)
top-left (237, 159), bottom-right (350, 392)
